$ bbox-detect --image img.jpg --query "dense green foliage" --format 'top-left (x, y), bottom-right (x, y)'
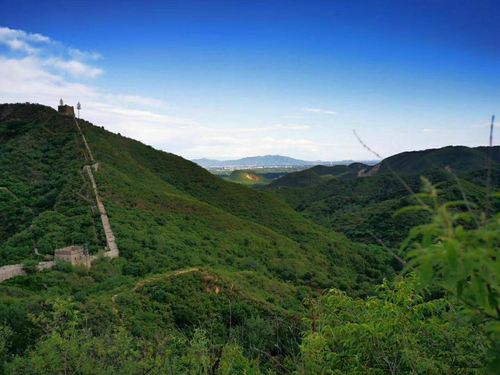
top-left (299, 278), bottom-right (488, 374)
top-left (297, 183), bottom-right (499, 374)
top-left (0, 268), bottom-right (295, 374)
top-left (269, 163), bottom-right (368, 188)
top-left (269, 165), bottom-right (499, 249)
top-left (403, 179), bottom-right (500, 369)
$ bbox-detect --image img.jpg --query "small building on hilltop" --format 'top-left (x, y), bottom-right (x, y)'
top-left (54, 245), bottom-right (91, 268)
top-left (58, 99), bottom-right (75, 116)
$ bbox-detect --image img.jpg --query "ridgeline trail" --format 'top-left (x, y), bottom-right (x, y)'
top-left (74, 116), bottom-right (119, 259)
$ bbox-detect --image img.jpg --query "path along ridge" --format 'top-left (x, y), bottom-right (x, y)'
top-left (75, 116), bottom-right (119, 258)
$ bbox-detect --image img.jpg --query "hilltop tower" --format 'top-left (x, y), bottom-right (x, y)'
top-left (58, 99), bottom-right (75, 116)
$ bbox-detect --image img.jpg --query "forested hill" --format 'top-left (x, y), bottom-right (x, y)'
top-left (269, 145), bottom-right (499, 190)
top-left (368, 145), bottom-right (500, 176)
top-left (269, 163), bottom-right (369, 188)
top-left (267, 145), bottom-right (499, 248)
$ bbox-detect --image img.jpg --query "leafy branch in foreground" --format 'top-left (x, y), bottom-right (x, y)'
top-left (401, 177), bottom-right (499, 369)
top-left (298, 277), bottom-right (487, 374)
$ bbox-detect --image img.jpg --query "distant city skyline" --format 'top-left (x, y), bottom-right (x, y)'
top-left (0, 0), bottom-right (499, 160)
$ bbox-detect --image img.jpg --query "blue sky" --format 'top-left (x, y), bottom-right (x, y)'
top-left (0, 0), bottom-right (499, 160)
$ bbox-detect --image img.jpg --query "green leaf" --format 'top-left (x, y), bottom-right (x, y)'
top-left (472, 273), bottom-right (487, 309)
top-left (445, 242), bottom-right (458, 270)
top-left (419, 258), bottom-right (433, 287)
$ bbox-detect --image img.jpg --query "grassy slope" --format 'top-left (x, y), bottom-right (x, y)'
top-left (80, 118), bottom-right (392, 293)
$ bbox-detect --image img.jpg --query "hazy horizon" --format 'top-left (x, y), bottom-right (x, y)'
top-left (1, 0), bottom-right (498, 160)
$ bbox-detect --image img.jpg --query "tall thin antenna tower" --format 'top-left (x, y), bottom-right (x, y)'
top-left (486, 115), bottom-right (495, 214)
top-left (77, 102), bottom-right (81, 119)
top-left (489, 115), bottom-right (495, 147)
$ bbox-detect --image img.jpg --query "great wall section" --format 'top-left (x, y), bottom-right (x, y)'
top-left (74, 115), bottom-right (119, 259)
top-left (0, 105), bottom-right (119, 282)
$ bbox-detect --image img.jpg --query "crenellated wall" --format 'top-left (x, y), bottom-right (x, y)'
top-left (0, 264), bottom-right (25, 282)
top-left (0, 261), bottom-right (55, 283)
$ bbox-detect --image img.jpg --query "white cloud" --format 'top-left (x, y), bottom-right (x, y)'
top-left (0, 26), bottom-right (103, 79)
top-left (68, 47), bottom-right (102, 61)
top-left (104, 94), bottom-right (166, 108)
top-left (5, 38), bottom-right (36, 53)
top-left (212, 123), bottom-right (311, 133)
top-left (422, 128), bottom-right (435, 132)
top-left (0, 27), bottom-right (52, 54)
top-left (0, 56), bottom-right (98, 100)
top-left (471, 121), bottom-right (494, 129)
top-left (45, 57), bottom-right (103, 78)
top-left (0, 27), bottom-right (51, 45)
top-left (302, 107), bottom-right (336, 115)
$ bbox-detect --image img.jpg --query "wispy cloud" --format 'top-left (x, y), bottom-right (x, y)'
top-left (0, 26), bottom-right (103, 79)
top-left (104, 94), bottom-right (166, 108)
top-left (44, 57), bottom-right (103, 78)
top-left (0, 26), bottom-right (51, 53)
top-left (68, 47), bottom-right (102, 61)
top-left (302, 107), bottom-right (336, 115)
top-left (422, 128), bottom-right (435, 132)
top-left (271, 123), bottom-right (310, 130)
top-left (471, 121), bottom-right (494, 129)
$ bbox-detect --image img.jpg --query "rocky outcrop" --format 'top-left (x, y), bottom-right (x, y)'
top-left (358, 163), bottom-right (381, 177)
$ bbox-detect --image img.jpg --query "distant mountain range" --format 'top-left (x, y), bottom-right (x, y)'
top-left (192, 155), bottom-right (377, 169)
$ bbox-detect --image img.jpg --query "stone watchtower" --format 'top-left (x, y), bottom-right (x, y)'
top-left (54, 245), bottom-right (91, 268)
top-left (58, 99), bottom-right (75, 116)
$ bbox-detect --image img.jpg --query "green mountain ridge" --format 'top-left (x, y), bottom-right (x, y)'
top-left (370, 145), bottom-right (500, 175)
top-left (267, 146), bottom-right (500, 247)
